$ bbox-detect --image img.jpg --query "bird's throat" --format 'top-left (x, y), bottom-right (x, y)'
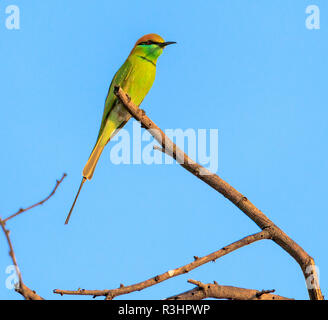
top-left (136, 55), bottom-right (156, 67)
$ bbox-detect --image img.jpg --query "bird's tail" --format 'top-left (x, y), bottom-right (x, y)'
top-left (83, 137), bottom-right (107, 180)
top-left (83, 120), bottom-right (126, 180)
top-left (65, 177), bottom-right (86, 224)
top-left (65, 123), bottom-right (119, 224)
top-left (64, 139), bottom-right (106, 225)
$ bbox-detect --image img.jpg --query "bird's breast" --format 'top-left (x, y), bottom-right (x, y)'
top-left (123, 58), bottom-right (156, 106)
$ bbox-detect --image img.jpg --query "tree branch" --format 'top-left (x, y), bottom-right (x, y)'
top-left (166, 279), bottom-right (293, 300)
top-left (0, 220), bottom-right (43, 300)
top-left (0, 174), bottom-right (67, 300)
top-left (114, 86), bottom-right (323, 300)
top-left (53, 230), bottom-right (270, 299)
top-left (3, 173), bottom-right (67, 223)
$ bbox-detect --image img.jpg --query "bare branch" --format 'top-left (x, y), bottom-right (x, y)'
top-left (166, 279), bottom-right (293, 300)
top-left (3, 173), bottom-right (67, 223)
top-left (0, 220), bottom-right (22, 284)
top-left (114, 86), bottom-right (323, 300)
top-left (0, 220), bottom-right (43, 300)
top-left (0, 174), bottom-right (67, 300)
top-left (53, 230), bottom-right (270, 299)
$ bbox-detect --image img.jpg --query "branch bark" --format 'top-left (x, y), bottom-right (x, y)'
top-left (113, 86), bottom-right (323, 300)
top-left (167, 279), bottom-right (293, 300)
top-left (54, 230), bottom-right (270, 299)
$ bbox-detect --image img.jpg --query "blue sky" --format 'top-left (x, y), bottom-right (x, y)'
top-left (0, 0), bottom-right (327, 300)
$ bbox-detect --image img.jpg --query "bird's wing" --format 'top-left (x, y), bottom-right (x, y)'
top-left (97, 59), bottom-right (133, 140)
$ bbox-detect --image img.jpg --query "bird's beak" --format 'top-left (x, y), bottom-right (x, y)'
top-left (159, 41), bottom-right (177, 48)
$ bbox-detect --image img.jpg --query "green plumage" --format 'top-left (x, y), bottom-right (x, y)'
top-left (83, 46), bottom-right (160, 180)
top-left (65, 33), bottom-right (175, 224)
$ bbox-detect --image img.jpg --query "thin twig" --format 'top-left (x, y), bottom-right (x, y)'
top-left (0, 174), bottom-right (67, 300)
top-left (113, 86), bottom-right (323, 300)
top-left (3, 173), bottom-right (67, 223)
top-left (0, 220), bottom-right (23, 285)
top-left (53, 230), bottom-right (270, 299)
top-left (0, 219), bottom-right (43, 300)
top-left (166, 279), bottom-right (293, 300)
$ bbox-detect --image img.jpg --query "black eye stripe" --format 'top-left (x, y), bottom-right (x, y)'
top-left (138, 40), bottom-right (161, 46)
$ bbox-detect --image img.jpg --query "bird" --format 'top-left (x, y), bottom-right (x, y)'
top-left (65, 33), bottom-right (176, 224)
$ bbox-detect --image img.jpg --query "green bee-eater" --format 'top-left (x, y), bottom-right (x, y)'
top-left (65, 33), bottom-right (176, 224)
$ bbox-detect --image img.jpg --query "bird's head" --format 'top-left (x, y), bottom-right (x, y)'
top-left (129, 33), bottom-right (176, 62)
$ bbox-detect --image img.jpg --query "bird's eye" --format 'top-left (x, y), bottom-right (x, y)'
top-left (138, 40), bottom-right (156, 46)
